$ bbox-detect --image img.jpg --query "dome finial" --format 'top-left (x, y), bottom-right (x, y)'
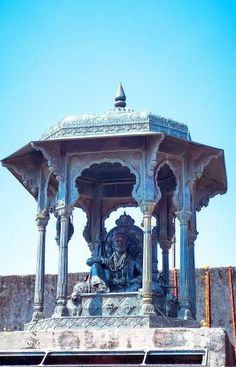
top-left (115, 82), bottom-right (126, 108)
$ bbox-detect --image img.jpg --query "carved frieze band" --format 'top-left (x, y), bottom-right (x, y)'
top-left (24, 316), bottom-right (150, 331)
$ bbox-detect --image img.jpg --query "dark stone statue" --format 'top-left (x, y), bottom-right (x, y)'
top-left (87, 232), bottom-right (142, 292)
top-left (86, 213), bottom-right (164, 295)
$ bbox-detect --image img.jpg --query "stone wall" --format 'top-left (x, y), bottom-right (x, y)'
top-left (0, 328), bottom-right (229, 367)
top-left (0, 267), bottom-right (235, 345)
top-left (0, 273), bottom-right (87, 331)
top-left (195, 268), bottom-right (236, 332)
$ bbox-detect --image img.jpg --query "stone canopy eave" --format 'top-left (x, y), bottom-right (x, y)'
top-left (1, 132), bottom-right (227, 203)
top-left (1, 131), bottom-right (226, 161)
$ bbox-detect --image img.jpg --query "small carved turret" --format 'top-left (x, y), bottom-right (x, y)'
top-left (115, 83), bottom-right (126, 108)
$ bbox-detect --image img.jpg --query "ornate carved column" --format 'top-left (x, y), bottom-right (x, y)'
top-left (159, 238), bottom-right (172, 286)
top-left (32, 212), bottom-right (49, 322)
top-left (151, 225), bottom-right (159, 283)
top-left (188, 213), bottom-right (198, 319)
top-left (53, 205), bottom-right (72, 317)
top-left (162, 248), bottom-right (169, 286)
top-left (140, 202), bottom-right (156, 315)
top-left (175, 210), bottom-right (193, 320)
top-left (157, 193), bottom-right (174, 286)
top-left (91, 183), bottom-right (103, 256)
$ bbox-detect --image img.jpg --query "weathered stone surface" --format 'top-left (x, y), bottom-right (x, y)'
top-left (0, 328), bottom-right (228, 367)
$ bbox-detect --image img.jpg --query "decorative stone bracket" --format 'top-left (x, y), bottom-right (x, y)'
top-left (4, 160), bottom-right (39, 199)
top-left (31, 142), bottom-right (64, 180)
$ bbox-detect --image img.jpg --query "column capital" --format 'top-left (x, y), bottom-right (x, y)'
top-left (160, 240), bottom-right (172, 251)
top-left (175, 210), bottom-right (192, 223)
top-left (36, 211), bottom-right (49, 227)
top-left (140, 201), bottom-right (155, 215)
top-left (158, 234), bottom-right (172, 250)
top-left (56, 204), bottom-right (73, 218)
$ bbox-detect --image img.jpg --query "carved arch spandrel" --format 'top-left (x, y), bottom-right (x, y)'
top-left (68, 151), bottom-right (143, 206)
top-left (138, 135), bottom-right (165, 204)
top-left (155, 153), bottom-right (182, 211)
top-left (37, 163), bottom-right (51, 211)
top-left (45, 172), bottom-right (58, 211)
top-left (146, 134), bottom-right (165, 177)
top-left (75, 198), bottom-right (91, 244)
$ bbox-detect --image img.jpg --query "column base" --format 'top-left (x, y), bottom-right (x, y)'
top-left (52, 305), bottom-right (69, 318)
top-left (31, 311), bottom-right (43, 322)
top-left (178, 302), bottom-right (193, 320)
top-left (140, 302), bottom-right (156, 316)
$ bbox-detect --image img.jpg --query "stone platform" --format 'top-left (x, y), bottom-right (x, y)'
top-left (24, 292), bottom-right (181, 331)
top-left (0, 327), bottom-right (230, 366)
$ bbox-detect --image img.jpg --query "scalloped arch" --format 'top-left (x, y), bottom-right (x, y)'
top-left (70, 157), bottom-right (141, 206)
top-left (75, 200), bottom-right (91, 243)
top-left (102, 202), bottom-right (139, 229)
top-left (155, 158), bottom-right (181, 210)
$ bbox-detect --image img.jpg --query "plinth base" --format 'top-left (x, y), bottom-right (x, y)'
top-left (0, 327), bottom-right (230, 366)
top-left (24, 315), bottom-right (199, 331)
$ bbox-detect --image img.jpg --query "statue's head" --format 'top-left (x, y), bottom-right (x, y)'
top-left (112, 233), bottom-right (127, 254)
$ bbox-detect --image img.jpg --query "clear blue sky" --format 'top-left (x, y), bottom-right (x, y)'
top-left (0, 0), bottom-right (235, 275)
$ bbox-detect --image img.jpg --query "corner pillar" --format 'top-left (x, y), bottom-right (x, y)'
top-left (53, 205), bottom-right (72, 317)
top-left (159, 238), bottom-right (172, 287)
top-left (151, 225), bottom-right (159, 283)
top-left (175, 209), bottom-right (193, 320)
top-left (162, 247), bottom-right (170, 286)
top-left (91, 183), bottom-right (103, 256)
top-left (188, 213), bottom-right (198, 319)
top-left (140, 202), bottom-right (156, 315)
top-left (32, 212), bottom-right (49, 322)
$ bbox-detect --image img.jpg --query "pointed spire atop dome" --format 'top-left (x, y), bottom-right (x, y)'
top-left (115, 82), bottom-right (126, 108)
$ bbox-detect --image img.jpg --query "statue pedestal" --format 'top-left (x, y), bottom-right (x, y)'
top-left (70, 291), bottom-right (178, 318)
top-left (24, 292), bottom-right (181, 330)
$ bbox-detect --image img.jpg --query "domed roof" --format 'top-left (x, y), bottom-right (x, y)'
top-left (41, 83), bottom-right (190, 141)
top-left (41, 108), bottom-right (190, 141)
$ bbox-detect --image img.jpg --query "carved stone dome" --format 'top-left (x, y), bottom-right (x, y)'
top-left (41, 110), bottom-right (190, 141)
